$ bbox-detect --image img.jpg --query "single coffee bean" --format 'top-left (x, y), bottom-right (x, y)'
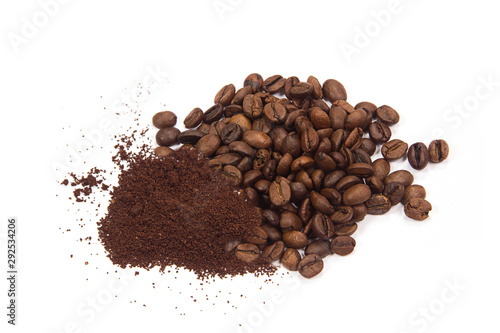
top-left (290, 82), bottom-right (313, 99)
top-left (263, 103), bottom-right (287, 123)
top-left (231, 86), bottom-right (253, 105)
top-left (219, 123), bottom-right (243, 144)
top-left (262, 209), bottom-right (280, 227)
top-left (365, 194), bottom-right (392, 215)
top-left (310, 108), bottom-right (331, 129)
top-left (229, 141), bottom-right (254, 158)
top-left (347, 163), bottom-right (374, 178)
top-left (344, 127), bottom-right (363, 150)
top-left (242, 170), bottom-right (263, 188)
top-left (253, 116), bottom-right (275, 135)
top-left (253, 149), bottom-right (271, 171)
top-left (235, 243), bottom-right (260, 263)
top-left (195, 134), bottom-right (221, 157)
top-left (311, 169), bottom-right (325, 191)
top-left (262, 74), bottom-right (285, 93)
top-left (221, 165), bottom-right (243, 187)
top-left (323, 79), bottom-right (347, 102)
top-left (224, 239), bottom-right (241, 253)
top-left (372, 158), bottom-right (391, 181)
top-left (152, 111), bottom-right (177, 128)
top-left (229, 114), bottom-right (252, 133)
top-left (280, 211), bottom-right (303, 232)
top-left (360, 138), bottom-right (376, 156)
top-left (310, 213), bottom-right (335, 240)
top-left (345, 110), bottom-right (368, 130)
top-left (290, 156), bottom-right (315, 173)
top-left (404, 198), bottom-right (432, 221)
top-left (335, 175), bottom-right (362, 192)
top-left (261, 224), bottom-right (282, 242)
top-left (382, 182), bottom-right (405, 206)
top-left (342, 184), bottom-right (371, 206)
top-left (156, 127), bottom-right (180, 147)
top-left (298, 198), bottom-right (312, 223)
top-left (333, 100), bottom-right (356, 114)
top-left (323, 170), bottom-right (346, 188)
top-left (305, 240), bottom-right (331, 258)
top-left (355, 101), bottom-right (377, 116)
top-left (366, 176), bottom-right (384, 194)
top-left (351, 204), bottom-right (368, 223)
top-left (243, 226), bottom-right (268, 245)
top-left (408, 142), bottom-right (430, 170)
top-left (402, 185), bottom-right (426, 204)
top-left (243, 130), bottom-right (272, 149)
top-left (202, 103), bottom-right (224, 124)
top-left (315, 152), bottom-right (337, 172)
top-left (384, 170), bottom-right (414, 187)
top-left (330, 236), bottom-right (356, 256)
top-left (284, 76), bottom-right (300, 100)
top-left (353, 148), bottom-right (372, 165)
top-left (329, 107), bottom-right (347, 131)
top-left (269, 177), bottom-right (292, 206)
top-left (335, 222), bottom-right (358, 236)
top-left (261, 241), bottom-right (285, 262)
top-left (307, 75), bottom-right (323, 99)
top-left (295, 116), bottom-right (313, 135)
top-left (244, 73), bottom-right (263, 93)
top-left (281, 248), bottom-right (301, 271)
top-left (429, 139), bottom-right (449, 162)
top-left (369, 121), bottom-right (392, 143)
top-left (296, 171), bottom-right (313, 191)
top-left (178, 129), bottom-right (206, 145)
top-left (214, 83), bottom-right (236, 106)
top-left (330, 206), bottom-right (354, 224)
top-left (298, 254), bottom-right (324, 278)
top-left (283, 231), bottom-right (309, 249)
top-left (244, 187), bottom-right (259, 206)
top-left (376, 105), bottom-right (400, 125)
top-left (284, 110), bottom-right (307, 131)
top-left (261, 159), bottom-right (277, 181)
top-left (300, 127), bottom-right (320, 153)
top-left (184, 107), bottom-right (204, 128)
top-left (382, 139), bottom-right (409, 161)
top-left (310, 191), bottom-right (335, 215)
top-left (320, 188), bottom-right (342, 206)
top-left (154, 146), bottom-right (174, 157)
top-left (242, 94), bottom-right (263, 119)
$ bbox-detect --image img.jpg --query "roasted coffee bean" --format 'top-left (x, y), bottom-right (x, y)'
top-left (219, 123), bottom-right (242, 144)
top-left (365, 194), bottom-right (392, 215)
top-left (291, 156), bottom-right (315, 173)
top-left (311, 169), bottom-right (325, 191)
top-left (203, 103), bottom-right (224, 124)
top-left (351, 204), bottom-right (367, 223)
top-left (178, 130), bottom-right (205, 144)
top-left (195, 134), bottom-right (221, 157)
top-left (229, 140), bottom-right (254, 157)
top-left (280, 211), bottom-right (303, 232)
top-left (261, 159), bottom-right (277, 181)
top-left (298, 197), bottom-right (312, 223)
top-left (276, 153), bottom-right (293, 176)
top-left (253, 116), bottom-right (274, 135)
top-left (311, 213), bottom-right (335, 240)
top-left (156, 127), bottom-right (180, 147)
top-left (261, 224), bottom-right (282, 242)
top-left (408, 142), bottom-right (430, 170)
top-left (244, 73), bottom-right (263, 93)
top-left (269, 126), bottom-right (288, 153)
top-left (215, 145), bottom-right (230, 156)
top-left (244, 187), bottom-right (259, 206)
top-left (154, 146), bottom-right (174, 157)
top-left (345, 110), bottom-right (368, 130)
top-left (334, 222), bottom-right (358, 236)
top-left (315, 152), bottom-right (337, 172)
top-left (229, 114), bottom-right (252, 132)
top-left (261, 241), bottom-right (285, 262)
top-left (359, 138), bottom-right (376, 156)
top-left (295, 116), bottom-right (313, 135)
top-left (323, 170), bottom-right (346, 188)
top-left (329, 107), bottom-right (347, 131)
top-left (320, 188), bottom-right (342, 206)
top-left (184, 107), bottom-right (204, 128)
top-left (290, 82), bottom-right (313, 99)
top-left (282, 132), bottom-right (302, 158)
top-left (269, 177), bottom-right (292, 206)
top-left (365, 176), bottom-right (384, 194)
top-left (263, 103), bottom-right (286, 124)
top-left (224, 239), bottom-right (241, 253)
top-left (300, 127), bottom-right (319, 153)
top-left (242, 94), bottom-right (264, 119)
top-left (243, 130), bottom-right (272, 149)
top-left (369, 121), bottom-right (392, 143)
top-left (310, 108), bottom-right (331, 129)
top-left (330, 206), bottom-right (354, 224)
top-left (376, 105), bottom-right (400, 125)
top-left (404, 198), bottom-right (432, 221)
top-left (283, 231), bottom-right (309, 248)
top-left (231, 86), bottom-right (253, 105)
top-left (335, 175), bottom-right (363, 192)
top-left (214, 83), bottom-right (236, 106)
top-left (384, 170), bottom-right (414, 187)
top-left (330, 236), bottom-right (356, 256)
top-left (402, 185), bottom-right (426, 204)
top-left (253, 149), bottom-right (271, 171)
top-left (333, 100), bottom-right (356, 114)
top-left (210, 121), bottom-right (226, 136)
top-left (344, 127), bottom-right (363, 150)
top-left (310, 191), bottom-right (335, 215)
top-left (342, 184), bottom-right (371, 206)
top-left (383, 182), bottom-right (405, 206)
top-left (382, 139), bottom-right (408, 161)
top-left (429, 139), bottom-right (449, 163)
top-left (298, 254), bottom-right (324, 278)
top-left (347, 163), bottom-right (374, 178)
top-left (284, 76), bottom-right (300, 100)
top-left (355, 101), bottom-right (377, 116)
top-left (263, 74), bottom-right (285, 93)
top-left (353, 148), bottom-right (372, 165)
top-left (340, 146), bottom-right (355, 166)
top-left (178, 144), bottom-right (195, 151)
top-left (307, 75), bottom-right (323, 99)
top-left (152, 111), bottom-right (177, 128)
top-left (235, 243), bottom-right (260, 263)
top-left (221, 165), bottom-right (243, 187)
top-left (243, 226), bottom-right (268, 245)
top-left (323, 79), bottom-right (347, 102)
top-left (330, 128), bottom-right (346, 151)
top-left (281, 248), bottom-right (301, 271)
top-left (372, 158), bottom-right (391, 181)
top-left (305, 240), bottom-right (331, 258)
top-left (242, 170), bottom-right (263, 188)
top-left (284, 110), bottom-right (307, 131)
top-left (296, 171), bottom-right (313, 190)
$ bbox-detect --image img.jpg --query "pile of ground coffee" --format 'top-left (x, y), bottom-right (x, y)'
top-left (97, 148), bottom-right (275, 279)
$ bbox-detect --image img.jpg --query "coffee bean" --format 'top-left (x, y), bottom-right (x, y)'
top-left (296, 171), bottom-right (313, 191)
top-left (231, 86), bottom-right (253, 106)
top-left (262, 159), bottom-right (277, 181)
top-left (156, 127), bottom-right (180, 147)
top-left (330, 236), bottom-right (356, 256)
top-left (184, 107), bottom-right (204, 128)
top-left (280, 211), bottom-right (303, 232)
top-left (261, 241), bottom-right (285, 262)
top-left (384, 170), bottom-right (414, 187)
top-left (369, 121), bottom-right (392, 143)
top-left (154, 146), bottom-right (174, 157)
top-left (376, 105), bottom-right (400, 125)
top-left (263, 103), bottom-right (287, 123)
top-left (315, 152), bottom-right (337, 172)
top-left (269, 177), bottom-right (292, 206)
top-left (372, 158), bottom-right (391, 181)
top-left (345, 110), bottom-right (368, 130)
top-left (284, 76), bottom-right (300, 100)
top-left (298, 254), bottom-right (324, 278)
top-left (262, 209), bottom-right (280, 227)
top-left (382, 139), bottom-right (408, 161)
top-left (311, 213), bottom-right (335, 240)
top-left (178, 130), bottom-right (206, 144)
top-left (263, 74), bottom-right (285, 93)
top-left (301, 127), bottom-right (320, 152)
top-left (290, 156), bottom-right (315, 174)
top-left (307, 76), bottom-right (323, 99)
top-left (244, 187), bottom-right (259, 206)
top-left (243, 226), bottom-right (268, 245)
top-left (290, 82), bottom-right (313, 99)
top-left (360, 138), bottom-right (376, 156)
top-left (335, 222), bottom-right (358, 236)
top-left (330, 206), bottom-right (354, 224)
top-left (152, 111), bottom-right (177, 128)
top-left (342, 184), bottom-right (371, 206)
top-left (253, 149), bottom-right (271, 171)
top-left (335, 175), bottom-right (362, 193)
top-left (219, 123), bottom-right (243, 144)
top-left (242, 170), bottom-right (262, 188)
top-left (344, 127), bottom-right (363, 150)
top-left (365, 176), bottom-right (384, 194)
top-left (323, 79), bottom-right (347, 102)
top-left (244, 73), bottom-right (263, 93)
top-left (310, 191), bottom-right (335, 215)
top-left (242, 94), bottom-right (263, 119)
top-left (243, 130), bottom-right (272, 149)
top-left (382, 182), bottom-right (405, 206)
top-left (347, 163), bottom-right (374, 178)
top-left (214, 84), bottom-right (236, 106)
top-left (320, 188), bottom-right (342, 206)
top-left (402, 185), bottom-right (426, 204)
top-left (404, 198), bottom-right (432, 221)
top-left (235, 243), bottom-right (260, 263)
top-left (351, 204), bottom-right (367, 223)
top-left (310, 108), bottom-right (331, 129)
top-left (224, 239), bottom-right (241, 253)
top-left (305, 240), bottom-right (331, 258)
top-left (229, 114), bottom-right (252, 132)
top-left (429, 139), bottom-right (449, 163)
top-left (261, 224), bottom-right (282, 242)
top-left (195, 134), bottom-right (221, 157)
top-left (281, 248), bottom-right (301, 271)
top-left (353, 148), bottom-right (372, 165)
top-left (408, 142), bottom-right (430, 170)
top-left (365, 194), bottom-right (391, 215)
top-left (355, 101), bottom-right (377, 116)
top-left (323, 170), bottom-right (346, 188)
top-left (333, 100), bottom-right (355, 114)
top-left (229, 141), bottom-right (254, 158)
top-left (283, 231), bottom-right (309, 248)
top-left (221, 165), bottom-right (243, 187)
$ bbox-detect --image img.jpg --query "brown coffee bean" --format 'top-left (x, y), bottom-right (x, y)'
top-left (221, 165), bottom-right (243, 187)
top-left (404, 198), bottom-right (432, 221)
top-left (261, 159), bottom-right (277, 181)
top-left (402, 185), bottom-right (426, 204)
top-left (311, 213), bottom-right (335, 240)
top-left (335, 175), bottom-right (362, 192)
top-left (330, 236), bottom-right (356, 256)
top-left (269, 177), bottom-right (292, 206)
top-left (323, 170), bottom-right (346, 188)
top-left (281, 248), bottom-right (301, 271)
top-left (279, 211), bottom-right (303, 232)
top-left (231, 86), bottom-right (253, 106)
top-left (372, 158), bottom-right (391, 181)
top-left (355, 101), bottom-right (377, 116)
top-left (290, 156), bottom-right (314, 173)
top-left (384, 170), bottom-right (414, 187)
top-left (229, 114), bottom-right (252, 132)
top-left (320, 188), bottom-right (342, 206)
top-left (242, 170), bottom-right (263, 188)
top-left (214, 83), bottom-right (235, 106)
top-left (261, 224), bottom-right (282, 242)
top-left (382, 182), bottom-right (405, 206)
top-left (365, 194), bottom-right (391, 215)
top-left (335, 222), bottom-right (358, 236)
top-left (263, 74), bottom-right (285, 93)
top-left (244, 73), bottom-right (263, 93)
top-left (345, 110), bottom-right (368, 130)
top-left (429, 139), bottom-right (449, 162)
top-left (343, 184), bottom-right (371, 206)
top-left (261, 241), bottom-right (285, 262)
top-left (195, 134), bottom-right (221, 157)
top-left (156, 127), bottom-right (180, 147)
top-left (282, 131), bottom-right (302, 158)
top-left (284, 76), bottom-right (300, 100)
top-left (333, 100), bottom-right (356, 114)
top-left (408, 142), bottom-right (430, 170)
top-left (152, 111), bottom-right (177, 128)
top-left (382, 139), bottom-right (409, 161)
top-left (329, 106), bottom-right (347, 131)
top-left (330, 206), bottom-right (354, 224)
top-left (360, 138), bottom-right (377, 156)
top-left (177, 130), bottom-right (205, 144)
top-left (369, 121), bottom-right (392, 144)
top-left (307, 75), bottom-right (323, 100)
top-left (235, 243), bottom-right (260, 263)
top-left (262, 209), bottom-right (280, 227)
top-left (353, 148), bottom-right (372, 165)
top-left (347, 163), bottom-right (374, 178)
top-left (243, 226), bottom-right (268, 245)
top-left (315, 152), bottom-right (337, 172)
top-left (242, 94), bottom-right (263, 119)
top-left (298, 254), bottom-right (324, 278)
top-left (365, 176), bottom-right (384, 194)
top-left (224, 239), bottom-right (241, 253)
top-left (344, 127), bottom-right (363, 150)
top-left (184, 107), bottom-right (204, 128)
top-left (323, 79), bottom-right (347, 102)
top-left (305, 240), bottom-right (331, 258)
top-left (290, 82), bottom-right (313, 99)
top-left (283, 231), bottom-right (309, 248)
top-left (229, 140), bottom-right (254, 157)
top-left (376, 105), bottom-right (400, 125)
top-left (253, 149), bottom-right (271, 171)
top-left (219, 123), bottom-right (242, 144)
top-left (301, 127), bottom-right (320, 152)
top-left (263, 103), bottom-right (287, 123)
top-left (310, 191), bottom-right (335, 215)
top-left (351, 204), bottom-right (367, 223)
top-left (243, 130), bottom-right (272, 149)
top-left (154, 146), bottom-right (174, 157)
top-left (310, 108), bottom-right (331, 129)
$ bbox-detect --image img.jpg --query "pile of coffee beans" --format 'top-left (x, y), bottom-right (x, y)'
top-left (152, 74), bottom-right (449, 278)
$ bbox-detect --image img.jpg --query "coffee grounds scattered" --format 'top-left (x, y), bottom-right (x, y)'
top-left (97, 148), bottom-right (275, 279)
top-left (64, 168), bottom-right (109, 202)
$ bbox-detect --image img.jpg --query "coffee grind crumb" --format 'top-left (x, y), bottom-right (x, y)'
top-left (97, 148), bottom-right (275, 279)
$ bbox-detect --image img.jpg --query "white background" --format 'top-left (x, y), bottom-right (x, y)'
top-left (1, 1), bottom-right (500, 332)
